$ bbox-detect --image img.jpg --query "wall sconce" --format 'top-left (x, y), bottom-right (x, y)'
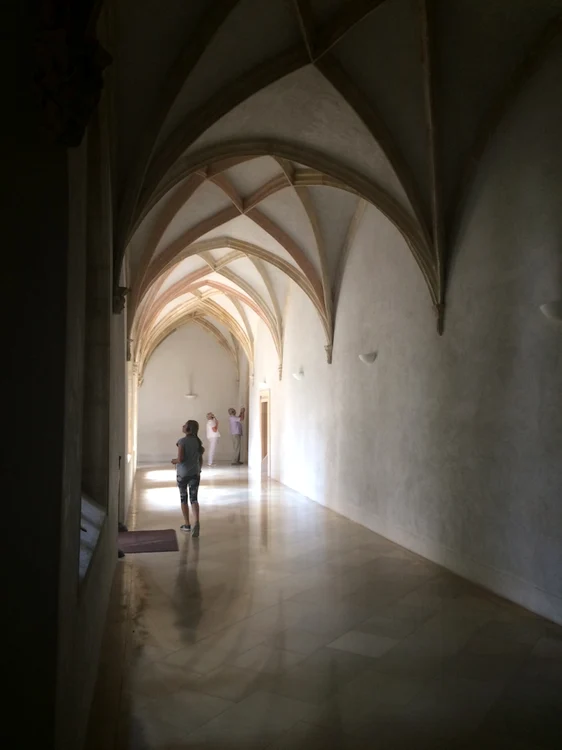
top-left (292, 367), bottom-right (304, 381)
top-left (358, 351), bottom-right (378, 364)
top-left (540, 300), bottom-right (562, 324)
top-left (184, 393), bottom-right (198, 400)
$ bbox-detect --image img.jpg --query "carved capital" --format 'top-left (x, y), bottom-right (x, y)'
top-left (278, 362), bottom-right (283, 381)
top-left (434, 303), bottom-right (445, 336)
top-left (325, 343), bottom-right (333, 364)
top-left (113, 286), bottom-right (129, 315)
top-left (33, 1), bottom-right (112, 147)
top-left (132, 362), bottom-right (143, 386)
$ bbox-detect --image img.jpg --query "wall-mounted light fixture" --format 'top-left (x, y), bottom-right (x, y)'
top-left (540, 300), bottom-right (562, 324)
top-left (184, 392), bottom-right (198, 399)
top-left (358, 351), bottom-right (378, 364)
top-left (292, 367), bottom-right (304, 381)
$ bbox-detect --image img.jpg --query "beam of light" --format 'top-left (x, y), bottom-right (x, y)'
top-left (144, 487), bottom-right (180, 509)
top-left (144, 469), bottom-right (176, 482)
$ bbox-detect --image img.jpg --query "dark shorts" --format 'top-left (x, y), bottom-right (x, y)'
top-left (177, 474), bottom-right (200, 504)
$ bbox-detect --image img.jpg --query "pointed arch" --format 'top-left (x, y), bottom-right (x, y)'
top-left (135, 140), bottom-right (438, 304)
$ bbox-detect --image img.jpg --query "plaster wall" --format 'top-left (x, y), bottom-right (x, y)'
top-left (2, 11), bottom-right (121, 747)
top-left (3, 77), bottom-right (73, 746)
top-left (55, 103), bottom-right (124, 750)
top-left (2, 66), bottom-right (124, 747)
top-left (138, 324), bottom-right (242, 463)
top-left (249, 49), bottom-right (562, 624)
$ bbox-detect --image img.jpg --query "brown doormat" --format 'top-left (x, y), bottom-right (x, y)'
top-left (118, 529), bottom-right (179, 553)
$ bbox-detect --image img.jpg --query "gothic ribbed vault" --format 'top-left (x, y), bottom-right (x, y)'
top-left (118, 0), bottom-right (562, 377)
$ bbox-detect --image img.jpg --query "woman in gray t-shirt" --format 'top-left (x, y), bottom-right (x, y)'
top-left (172, 420), bottom-right (204, 536)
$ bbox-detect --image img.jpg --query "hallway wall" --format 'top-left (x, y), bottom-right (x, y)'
top-left (55, 105), bottom-right (124, 749)
top-left (138, 324), bottom-right (242, 463)
top-left (3, 7), bottom-right (126, 738)
top-left (249, 47), bottom-right (562, 624)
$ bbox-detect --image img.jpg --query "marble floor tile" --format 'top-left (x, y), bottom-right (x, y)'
top-left (88, 466), bottom-right (562, 750)
top-left (264, 663), bottom-right (342, 705)
top-left (122, 715), bottom-right (188, 750)
top-left (181, 710), bottom-right (284, 749)
top-left (343, 668), bottom-right (431, 709)
top-left (327, 630), bottom-right (399, 658)
top-left (163, 643), bottom-right (237, 675)
top-left (470, 617), bottom-right (550, 646)
top-left (479, 676), bottom-right (562, 747)
top-left (187, 621), bottom-right (269, 656)
top-left (372, 640), bottom-right (450, 679)
top-left (230, 644), bottom-right (305, 674)
top-left (349, 717), bottom-right (451, 750)
top-left (296, 607), bottom-right (375, 637)
top-left (306, 663), bottom-right (431, 733)
top-left (263, 627), bottom-right (335, 656)
top-left (443, 645), bottom-right (529, 682)
top-left (448, 729), bottom-right (547, 750)
top-left (205, 591), bottom-right (279, 618)
top-left (210, 690), bottom-right (314, 733)
top-left (531, 632), bottom-right (562, 659)
top-left (267, 720), bottom-right (370, 750)
top-left (401, 674), bottom-right (508, 741)
top-left (136, 688), bottom-right (233, 734)
top-left (354, 613), bottom-right (419, 639)
top-left (192, 664), bottom-right (271, 703)
top-left (128, 661), bottom-right (200, 699)
top-left (297, 645), bottom-right (378, 684)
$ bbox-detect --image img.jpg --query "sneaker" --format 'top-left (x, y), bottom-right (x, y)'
top-left (192, 522), bottom-right (200, 538)
top-left (180, 524), bottom-right (191, 533)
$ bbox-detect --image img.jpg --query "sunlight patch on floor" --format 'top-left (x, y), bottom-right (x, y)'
top-left (144, 469), bottom-right (176, 482)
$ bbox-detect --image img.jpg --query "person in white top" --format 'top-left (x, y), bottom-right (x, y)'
top-left (205, 412), bottom-right (220, 466)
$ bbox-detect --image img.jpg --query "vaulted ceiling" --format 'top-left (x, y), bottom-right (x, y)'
top-left (108, 0), bottom-right (562, 378)
top-left (130, 154), bottom-right (359, 379)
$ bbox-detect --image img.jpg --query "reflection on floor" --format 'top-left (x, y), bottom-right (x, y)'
top-left (88, 465), bottom-right (562, 750)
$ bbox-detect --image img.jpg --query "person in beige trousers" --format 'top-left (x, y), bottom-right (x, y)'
top-left (228, 407), bottom-right (245, 464)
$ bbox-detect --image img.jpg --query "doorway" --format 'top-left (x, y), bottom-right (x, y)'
top-left (260, 391), bottom-right (270, 475)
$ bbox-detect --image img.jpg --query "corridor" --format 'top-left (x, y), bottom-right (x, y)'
top-left (89, 467), bottom-right (562, 750)
top-left (7, 3), bottom-right (562, 747)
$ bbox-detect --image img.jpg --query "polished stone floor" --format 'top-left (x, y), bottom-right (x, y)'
top-left (89, 466), bottom-right (562, 750)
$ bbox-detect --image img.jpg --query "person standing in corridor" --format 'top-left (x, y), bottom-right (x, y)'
top-left (205, 412), bottom-right (220, 466)
top-left (172, 420), bottom-right (204, 537)
top-left (228, 407), bottom-right (245, 465)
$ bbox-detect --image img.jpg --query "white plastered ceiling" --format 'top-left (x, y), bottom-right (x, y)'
top-left (116, 0), bottom-right (562, 381)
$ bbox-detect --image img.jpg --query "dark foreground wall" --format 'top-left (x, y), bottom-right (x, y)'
top-left (1, 3), bottom-right (125, 747)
